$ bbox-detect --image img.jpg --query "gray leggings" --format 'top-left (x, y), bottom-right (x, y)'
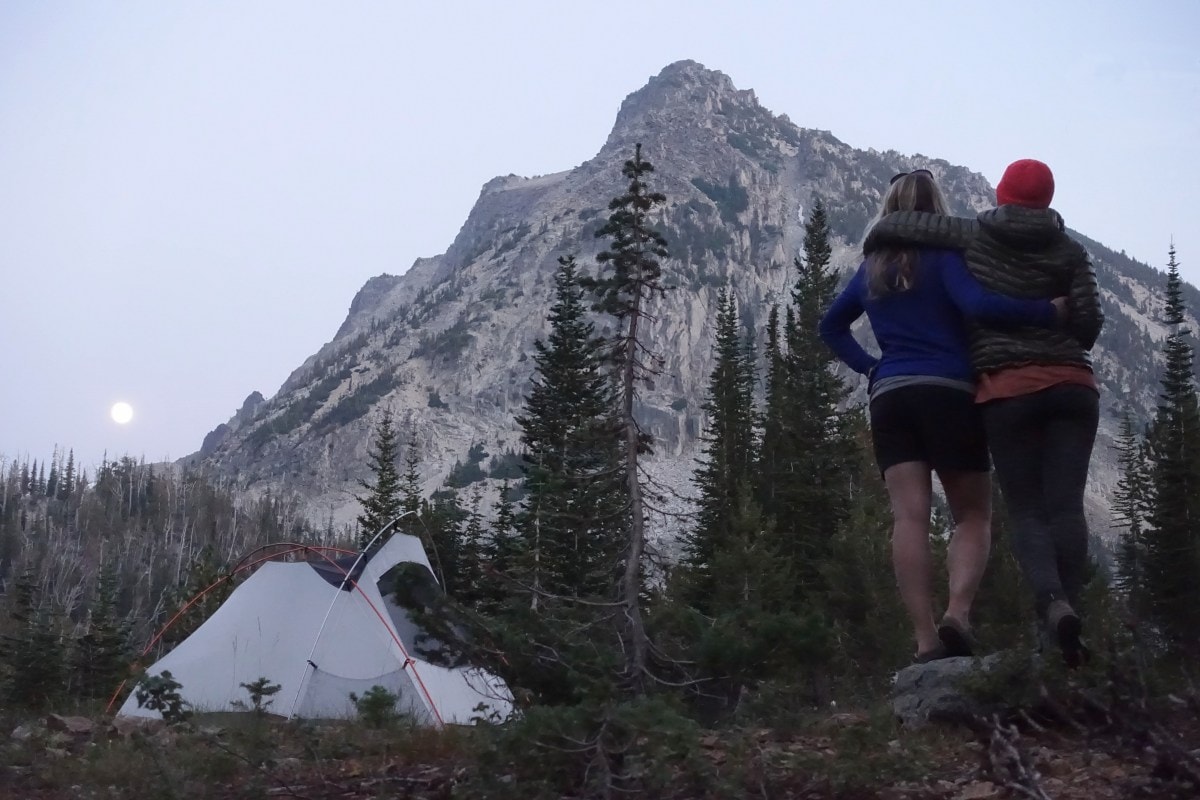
top-left (982, 384), bottom-right (1100, 616)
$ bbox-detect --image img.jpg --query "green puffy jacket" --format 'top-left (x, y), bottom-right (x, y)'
top-left (863, 206), bottom-right (1103, 375)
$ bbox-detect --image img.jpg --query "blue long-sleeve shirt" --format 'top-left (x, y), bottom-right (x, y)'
top-left (818, 247), bottom-right (1056, 384)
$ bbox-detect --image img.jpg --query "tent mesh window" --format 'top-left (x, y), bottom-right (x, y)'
top-left (297, 666), bottom-right (433, 723)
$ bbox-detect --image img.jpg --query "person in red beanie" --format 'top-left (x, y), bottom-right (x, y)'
top-left (863, 159), bottom-right (1104, 668)
top-left (995, 159), bottom-right (1056, 208)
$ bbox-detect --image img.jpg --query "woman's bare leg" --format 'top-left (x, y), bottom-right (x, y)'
top-left (884, 461), bottom-right (937, 655)
top-left (937, 470), bottom-right (992, 627)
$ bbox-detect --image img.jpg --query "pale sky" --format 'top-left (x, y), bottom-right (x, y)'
top-left (2, 1), bottom-right (1197, 474)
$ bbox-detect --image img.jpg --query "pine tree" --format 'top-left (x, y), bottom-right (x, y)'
top-left (161, 546), bottom-right (233, 649)
top-left (456, 488), bottom-right (487, 608)
top-left (814, 409), bottom-right (910, 672)
top-left (46, 457), bottom-right (58, 500)
top-left (681, 287), bottom-right (758, 611)
top-left (1143, 243), bottom-right (1200, 651)
top-left (585, 143), bottom-right (671, 689)
top-left (773, 199), bottom-right (853, 597)
top-left (516, 255), bottom-right (624, 602)
top-left (70, 565), bottom-right (132, 700)
top-left (58, 450), bottom-right (75, 502)
top-left (758, 304), bottom-right (789, 513)
top-left (356, 409), bottom-right (405, 549)
top-left (422, 490), bottom-right (466, 595)
top-left (685, 487), bottom-right (832, 706)
top-left (476, 482), bottom-right (523, 615)
top-left (398, 432), bottom-right (424, 539)
top-left (0, 570), bottom-right (66, 709)
top-left (1113, 411), bottom-right (1151, 611)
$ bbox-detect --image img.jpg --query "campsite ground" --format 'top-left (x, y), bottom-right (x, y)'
top-left (3, 695), bottom-right (1198, 799)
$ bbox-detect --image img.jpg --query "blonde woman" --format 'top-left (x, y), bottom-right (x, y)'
top-left (864, 160), bottom-right (1103, 668)
top-left (819, 170), bottom-right (1066, 662)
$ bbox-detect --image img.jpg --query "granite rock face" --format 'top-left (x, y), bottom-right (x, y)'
top-left (190, 60), bottom-right (1187, 538)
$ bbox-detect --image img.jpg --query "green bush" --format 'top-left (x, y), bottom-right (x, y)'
top-left (134, 670), bottom-right (191, 723)
top-left (350, 685), bottom-right (401, 729)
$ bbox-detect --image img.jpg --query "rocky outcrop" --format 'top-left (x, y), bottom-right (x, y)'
top-left (892, 655), bottom-right (1007, 728)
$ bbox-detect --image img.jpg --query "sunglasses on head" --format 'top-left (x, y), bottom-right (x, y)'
top-left (890, 168), bottom-right (934, 185)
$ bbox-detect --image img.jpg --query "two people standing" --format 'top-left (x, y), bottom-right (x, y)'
top-left (820, 160), bottom-right (1103, 666)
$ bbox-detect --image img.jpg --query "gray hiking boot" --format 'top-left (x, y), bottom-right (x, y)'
top-left (1046, 600), bottom-right (1088, 668)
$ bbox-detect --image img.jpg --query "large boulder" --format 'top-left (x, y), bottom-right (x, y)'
top-left (892, 653), bottom-right (1008, 728)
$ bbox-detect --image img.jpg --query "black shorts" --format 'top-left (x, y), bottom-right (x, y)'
top-left (868, 385), bottom-right (990, 475)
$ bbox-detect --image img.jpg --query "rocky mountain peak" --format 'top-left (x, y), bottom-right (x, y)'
top-left (608, 60), bottom-right (761, 146)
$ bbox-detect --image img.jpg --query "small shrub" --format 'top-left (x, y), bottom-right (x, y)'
top-left (350, 685), bottom-right (401, 728)
top-left (134, 670), bottom-right (191, 723)
top-left (232, 676), bottom-right (282, 715)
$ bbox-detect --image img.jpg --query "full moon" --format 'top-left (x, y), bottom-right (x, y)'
top-left (110, 402), bottom-right (134, 425)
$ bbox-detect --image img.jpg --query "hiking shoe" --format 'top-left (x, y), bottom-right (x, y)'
top-left (937, 615), bottom-right (976, 657)
top-left (1046, 600), bottom-right (1085, 668)
top-left (913, 643), bottom-right (950, 664)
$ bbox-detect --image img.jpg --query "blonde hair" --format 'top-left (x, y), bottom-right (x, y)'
top-left (865, 170), bottom-right (950, 297)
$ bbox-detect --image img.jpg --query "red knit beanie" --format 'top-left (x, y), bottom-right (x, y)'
top-left (995, 159), bottom-right (1055, 208)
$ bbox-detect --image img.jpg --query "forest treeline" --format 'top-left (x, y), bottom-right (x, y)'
top-left (0, 148), bottom-right (1196, 764)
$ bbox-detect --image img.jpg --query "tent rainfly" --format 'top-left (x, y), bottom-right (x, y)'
top-left (117, 533), bottom-right (512, 724)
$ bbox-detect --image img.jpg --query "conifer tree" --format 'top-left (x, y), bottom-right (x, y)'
top-left (1113, 411), bottom-right (1151, 610)
top-left (0, 570), bottom-right (66, 709)
top-left (476, 482), bottom-right (523, 614)
top-left (161, 546), bottom-right (234, 649)
top-left (758, 304), bottom-right (789, 513)
top-left (585, 143), bottom-right (671, 689)
top-left (58, 450), bottom-right (75, 502)
top-left (356, 409), bottom-right (404, 549)
top-left (687, 487), bottom-right (831, 705)
top-left (681, 287), bottom-right (758, 610)
top-left (517, 255), bottom-right (624, 601)
top-left (398, 432), bottom-right (424, 539)
top-left (1143, 244), bottom-right (1200, 651)
top-left (814, 410), bottom-right (910, 671)
top-left (455, 488), bottom-right (487, 608)
top-left (70, 565), bottom-right (132, 700)
top-left (46, 458), bottom-right (58, 500)
top-left (774, 199), bottom-right (853, 596)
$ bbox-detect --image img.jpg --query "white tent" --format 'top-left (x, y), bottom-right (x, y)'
top-left (118, 533), bottom-right (512, 724)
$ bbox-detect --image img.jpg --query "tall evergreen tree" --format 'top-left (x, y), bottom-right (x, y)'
top-left (399, 432), bottom-right (424, 539)
top-left (356, 409), bottom-right (405, 549)
top-left (475, 482), bottom-right (523, 615)
top-left (70, 565), bottom-right (132, 700)
top-left (422, 490), bottom-right (466, 595)
top-left (758, 304), bottom-right (789, 512)
top-left (516, 256), bottom-right (624, 602)
top-left (0, 570), bottom-right (66, 709)
top-left (58, 450), bottom-right (75, 502)
top-left (455, 488), bottom-right (487, 608)
top-left (1143, 243), bottom-right (1200, 651)
top-left (161, 545), bottom-right (233, 649)
top-left (585, 143), bottom-right (671, 689)
top-left (774, 199), bottom-right (854, 596)
top-left (45, 458), bottom-right (58, 500)
top-left (681, 287), bottom-right (758, 610)
top-left (1113, 411), bottom-right (1151, 610)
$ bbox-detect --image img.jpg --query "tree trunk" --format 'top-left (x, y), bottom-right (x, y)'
top-left (621, 299), bottom-right (648, 693)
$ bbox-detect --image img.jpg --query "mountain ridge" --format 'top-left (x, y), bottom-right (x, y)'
top-left (190, 60), bottom-right (1183, 545)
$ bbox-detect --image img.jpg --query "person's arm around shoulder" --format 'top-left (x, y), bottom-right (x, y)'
top-left (938, 249), bottom-right (1060, 327)
top-left (863, 212), bottom-right (978, 255)
top-left (818, 266), bottom-right (878, 376)
top-left (1066, 242), bottom-right (1103, 350)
